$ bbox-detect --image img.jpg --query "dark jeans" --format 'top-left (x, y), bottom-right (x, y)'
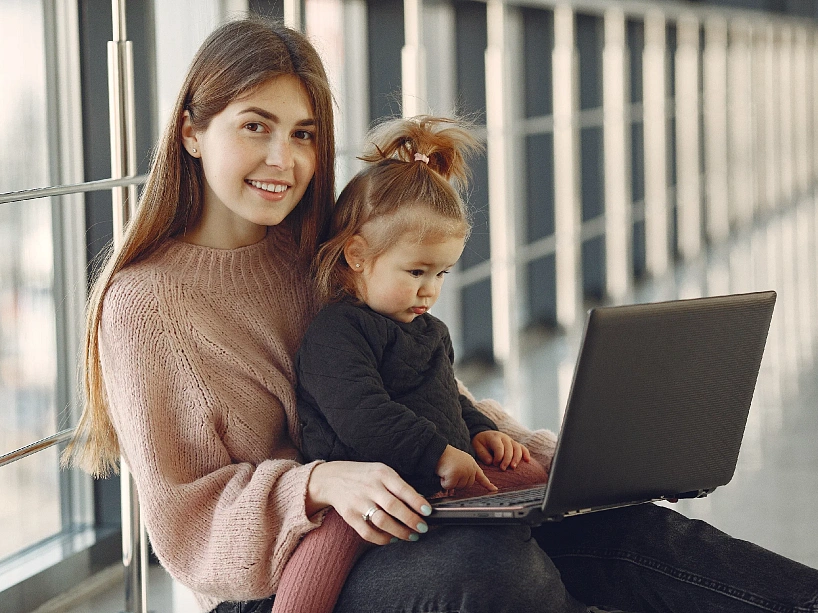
top-left (334, 503), bottom-right (818, 613)
top-left (212, 504), bottom-right (818, 613)
top-left (211, 596), bottom-right (275, 613)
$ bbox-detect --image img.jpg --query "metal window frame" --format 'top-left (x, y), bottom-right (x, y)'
top-left (0, 0), bottom-right (148, 609)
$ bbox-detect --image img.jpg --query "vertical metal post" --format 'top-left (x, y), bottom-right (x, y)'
top-left (778, 26), bottom-right (794, 205)
top-left (108, 1), bottom-right (147, 612)
top-left (643, 11), bottom-right (670, 276)
top-left (751, 24), bottom-right (769, 215)
top-left (402, 0), bottom-right (427, 116)
top-left (728, 20), bottom-right (754, 227)
top-left (284, 0), bottom-right (302, 31)
top-left (703, 16), bottom-right (729, 242)
top-left (807, 30), bottom-right (818, 183)
top-left (675, 14), bottom-right (702, 259)
top-left (602, 7), bottom-right (632, 301)
top-left (485, 0), bottom-right (521, 416)
top-left (763, 24), bottom-right (779, 211)
top-left (109, 0), bottom-right (138, 231)
top-left (553, 5), bottom-right (581, 329)
top-left (793, 27), bottom-right (810, 195)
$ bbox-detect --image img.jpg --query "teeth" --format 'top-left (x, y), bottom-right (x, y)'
top-left (249, 180), bottom-right (288, 193)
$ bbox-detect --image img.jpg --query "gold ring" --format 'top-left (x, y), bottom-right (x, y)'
top-left (362, 506), bottom-right (379, 524)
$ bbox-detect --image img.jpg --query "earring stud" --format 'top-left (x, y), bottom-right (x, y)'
top-left (191, 148), bottom-right (197, 153)
top-left (355, 263), bottom-right (361, 268)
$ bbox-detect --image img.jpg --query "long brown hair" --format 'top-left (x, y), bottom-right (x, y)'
top-left (314, 115), bottom-right (481, 304)
top-left (63, 18), bottom-right (336, 477)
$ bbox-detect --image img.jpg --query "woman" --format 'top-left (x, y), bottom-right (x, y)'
top-left (63, 17), bottom-right (818, 613)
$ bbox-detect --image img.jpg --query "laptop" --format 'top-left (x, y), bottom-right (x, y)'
top-left (429, 290), bottom-right (777, 525)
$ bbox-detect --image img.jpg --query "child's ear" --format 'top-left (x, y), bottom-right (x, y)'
top-left (343, 235), bottom-right (368, 272)
top-left (181, 111), bottom-right (201, 158)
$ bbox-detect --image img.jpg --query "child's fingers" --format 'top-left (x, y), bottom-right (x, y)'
top-left (498, 436), bottom-right (514, 470)
top-left (475, 465), bottom-right (497, 491)
top-left (472, 439), bottom-right (494, 465)
top-left (486, 436), bottom-right (507, 466)
top-left (509, 442), bottom-right (525, 469)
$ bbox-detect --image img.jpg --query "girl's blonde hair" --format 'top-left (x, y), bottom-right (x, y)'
top-left (314, 115), bottom-right (481, 304)
top-left (63, 18), bottom-right (336, 477)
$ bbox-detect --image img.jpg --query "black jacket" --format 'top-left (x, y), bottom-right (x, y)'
top-left (296, 302), bottom-right (497, 494)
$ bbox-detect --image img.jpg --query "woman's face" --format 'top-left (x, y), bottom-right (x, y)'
top-left (182, 75), bottom-right (317, 248)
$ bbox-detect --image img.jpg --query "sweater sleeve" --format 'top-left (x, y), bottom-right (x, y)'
top-left (441, 328), bottom-right (498, 438)
top-left (457, 380), bottom-right (558, 473)
top-left (99, 276), bottom-right (321, 606)
top-left (297, 310), bottom-right (449, 478)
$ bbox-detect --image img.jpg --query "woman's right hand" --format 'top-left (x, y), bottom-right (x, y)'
top-left (306, 461), bottom-right (432, 545)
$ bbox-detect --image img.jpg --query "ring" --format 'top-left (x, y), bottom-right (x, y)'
top-left (362, 505), bottom-right (379, 524)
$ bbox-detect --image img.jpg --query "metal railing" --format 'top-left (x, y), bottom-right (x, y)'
top-left (0, 429), bottom-right (76, 469)
top-left (1, 165), bottom-right (146, 613)
top-left (0, 175), bottom-right (147, 207)
top-left (0, 0), bottom-right (148, 611)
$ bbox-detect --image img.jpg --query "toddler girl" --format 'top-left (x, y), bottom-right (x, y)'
top-left (273, 115), bottom-right (547, 613)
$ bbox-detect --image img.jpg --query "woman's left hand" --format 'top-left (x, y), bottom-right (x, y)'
top-left (306, 460), bottom-right (432, 545)
top-left (471, 431), bottom-right (531, 470)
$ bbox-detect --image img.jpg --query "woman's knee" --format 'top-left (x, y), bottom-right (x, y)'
top-left (335, 525), bottom-right (585, 613)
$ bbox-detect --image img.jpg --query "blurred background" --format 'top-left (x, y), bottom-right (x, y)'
top-left (1, 0), bottom-right (817, 611)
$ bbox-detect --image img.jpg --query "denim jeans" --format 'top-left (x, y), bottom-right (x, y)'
top-left (331, 503), bottom-right (818, 613)
top-left (211, 596), bottom-right (275, 613)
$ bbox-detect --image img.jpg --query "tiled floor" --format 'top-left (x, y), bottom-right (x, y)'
top-left (41, 196), bottom-right (818, 612)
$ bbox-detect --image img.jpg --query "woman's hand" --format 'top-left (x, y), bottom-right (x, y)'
top-left (436, 445), bottom-right (496, 492)
top-left (472, 430), bottom-right (531, 470)
top-left (306, 461), bottom-right (432, 545)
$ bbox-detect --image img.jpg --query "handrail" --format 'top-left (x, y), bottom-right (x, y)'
top-left (509, 0), bottom-right (810, 24)
top-left (0, 429), bottom-right (75, 469)
top-left (0, 174), bottom-right (148, 206)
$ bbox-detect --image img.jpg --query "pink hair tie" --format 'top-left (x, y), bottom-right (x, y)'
top-left (414, 152), bottom-right (430, 164)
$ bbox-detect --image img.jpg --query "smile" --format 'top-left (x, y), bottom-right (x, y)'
top-left (247, 179), bottom-right (289, 193)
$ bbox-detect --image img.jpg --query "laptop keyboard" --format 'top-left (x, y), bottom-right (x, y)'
top-left (434, 486), bottom-right (546, 508)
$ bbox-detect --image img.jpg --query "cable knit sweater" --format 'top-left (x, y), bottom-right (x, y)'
top-left (99, 225), bottom-right (558, 612)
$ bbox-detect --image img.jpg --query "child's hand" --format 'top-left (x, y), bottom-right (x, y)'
top-left (471, 431), bottom-right (531, 471)
top-left (436, 445), bottom-right (497, 492)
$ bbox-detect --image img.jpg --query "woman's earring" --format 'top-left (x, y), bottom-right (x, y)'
top-left (191, 148), bottom-right (197, 153)
top-left (355, 263), bottom-right (361, 268)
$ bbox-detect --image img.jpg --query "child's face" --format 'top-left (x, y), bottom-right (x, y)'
top-left (358, 231), bottom-right (465, 323)
top-left (182, 75), bottom-right (317, 248)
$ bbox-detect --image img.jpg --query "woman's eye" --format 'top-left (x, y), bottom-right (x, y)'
top-left (293, 129), bottom-right (314, 141)
top-left (245, 122), bottom-right (266, 133)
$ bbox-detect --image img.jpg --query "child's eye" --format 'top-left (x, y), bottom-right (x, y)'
top-left (436, 270), bottom-right (450, 278)
top-left (293, 129), bottom-right (314, 141)
top-left (408, 269), bottom-right (424, 277)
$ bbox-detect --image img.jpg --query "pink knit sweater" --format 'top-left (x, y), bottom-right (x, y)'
top-left (99, 225), bottom-right (558, 612)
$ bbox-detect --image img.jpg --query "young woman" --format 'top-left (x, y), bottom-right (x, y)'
top-left (64, 16), bottom-right (818, 613)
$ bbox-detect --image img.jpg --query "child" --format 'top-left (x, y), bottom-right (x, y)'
top-left (272, 115), bottom-right (548, 613)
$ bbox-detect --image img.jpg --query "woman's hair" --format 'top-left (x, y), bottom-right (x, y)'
top-left (63, 18), bottom-right (336, 477)
top-left (314, 115), bottom-right (481, 304)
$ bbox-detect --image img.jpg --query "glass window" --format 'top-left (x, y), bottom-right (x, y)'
top-left (367, 0), bottom-right (404, 123)
top-left (628, 18), bottom-right (647, 278)
top-left (522, 7), bottom-right (553, 119)
top-left (0, 0), bottom-right (62, 561)
top-left (576, 14), bottom-right (605, 299)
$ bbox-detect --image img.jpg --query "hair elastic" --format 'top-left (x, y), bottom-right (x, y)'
top-left (414, 152), bottom-right (429, 164)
